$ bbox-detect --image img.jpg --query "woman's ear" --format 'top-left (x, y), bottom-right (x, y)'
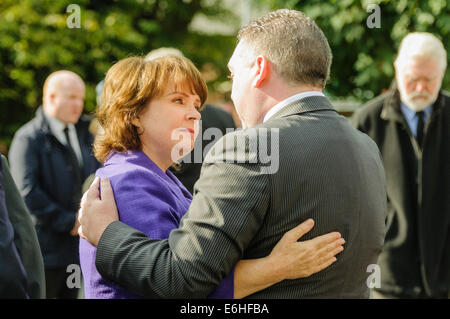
top-left (131, 116), bottom-right (141, 128)
top-left (131, 115), bottom-right (145, 135)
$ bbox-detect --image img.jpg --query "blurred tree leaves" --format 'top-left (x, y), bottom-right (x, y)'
top-left (0, 0), bottom-right (236, 153)
top-left (262, 0), bottom-right (450, 100)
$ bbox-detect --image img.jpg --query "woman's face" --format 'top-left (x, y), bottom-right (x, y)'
top-left (133, 82), bottom-right (202, 169)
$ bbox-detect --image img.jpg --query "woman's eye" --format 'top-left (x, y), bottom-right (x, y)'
top-left (174, 98), bottom-right (184, 104)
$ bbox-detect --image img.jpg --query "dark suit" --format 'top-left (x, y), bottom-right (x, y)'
top-left (171, 104), bottom-right (236, 194)
top-left (1, 155), bottom-right (45, 299)
top-left (0, 156), bottom-right (28, 298)
top-left (95, 96), bottom-right (387, 298)
top-left (9, 107), bottom-right (100, 298)
top-left (352, 86), bottom-right (450, 298)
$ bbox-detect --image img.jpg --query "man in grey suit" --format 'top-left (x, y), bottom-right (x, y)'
top-left (79, 9), bottom-right (386, 298)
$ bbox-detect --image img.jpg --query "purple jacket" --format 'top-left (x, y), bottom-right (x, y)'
top-left (79, 150), bottom-right (234, 298)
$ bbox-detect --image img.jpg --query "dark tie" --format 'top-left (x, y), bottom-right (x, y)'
top-left (63, 126), bottom-right (80, 167)
top-left (416, 111), bottom-right (425, 149)
top-left (63, 126), bottom-right (82, 201)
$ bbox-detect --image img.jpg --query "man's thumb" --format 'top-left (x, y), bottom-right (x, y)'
top-left (100, 177), bottom-right (113, 200)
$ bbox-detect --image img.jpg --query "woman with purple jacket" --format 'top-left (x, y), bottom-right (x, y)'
top-left (79, 55), bottom-right (344, 299)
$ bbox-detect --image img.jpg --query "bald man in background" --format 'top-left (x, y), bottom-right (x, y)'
top-left (9, 71), bottom-right (100, 298)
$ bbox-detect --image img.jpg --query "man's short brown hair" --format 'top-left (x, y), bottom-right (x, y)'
top-left (237, 9), bottom-right (332, 89)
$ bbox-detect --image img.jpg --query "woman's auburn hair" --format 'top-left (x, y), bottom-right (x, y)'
top-left (94, 55), bottom-right (208, 164)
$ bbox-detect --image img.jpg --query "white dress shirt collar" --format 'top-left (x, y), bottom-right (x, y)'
top-left (44, 112), bottom-right (84, 165)
top-left (263, 91), bottom-right (325, 123)
top-left (45, 112), bottom-right (67, 137)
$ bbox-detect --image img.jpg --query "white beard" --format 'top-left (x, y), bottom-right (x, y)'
top-left (396, 73), bottom-right (442, 111)
top-left (399, 91), bottom-right (436, 111)
top-left (398, 85), bottom-right (439, 111)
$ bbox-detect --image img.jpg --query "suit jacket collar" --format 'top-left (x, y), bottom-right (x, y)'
top-left (267, 95), bottom-right (337, 121)
top-left (35, 105), bottom-right (91, 138)
top-left (35, 106), bottom-right (74, 149)
top-left (35, 106), bottom-right (54, 136)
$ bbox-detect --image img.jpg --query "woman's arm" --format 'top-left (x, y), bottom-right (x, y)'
top-left (234, 219), bottom-right (344, 298)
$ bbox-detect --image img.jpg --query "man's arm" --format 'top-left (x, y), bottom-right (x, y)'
top-left (99, 164), bottom-right (268, 297)
top-left (80, 179), bottom-right (345, 298)
top-left (81, 178), bottom-right (344, 299)
top-left (9, 133), bottom-right (77, 234)
top-left (83, 131), bottom-right (269, 298)
top-left (81, 130), bottom-right (345, 298)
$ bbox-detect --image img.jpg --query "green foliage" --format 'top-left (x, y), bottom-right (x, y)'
top-left (264, 0), bottom-right (450, 100)
top-left (0, 0), bottom-right (236, 152)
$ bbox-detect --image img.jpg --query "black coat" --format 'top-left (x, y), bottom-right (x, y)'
top-left (8, 107), bottom-right (100, 268)
top-left (352, 85), bottom-right (450, 297)
top-left (0, 159), bottom-right (28, 298)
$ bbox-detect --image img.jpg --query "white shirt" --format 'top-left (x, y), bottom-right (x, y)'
top-left (263, 91), bottom-right (325, 123)
top-left (44, 113), bottom-right (84, 166)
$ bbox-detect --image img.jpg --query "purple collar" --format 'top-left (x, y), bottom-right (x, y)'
top-left (104, 150), bottom-right (192, 199)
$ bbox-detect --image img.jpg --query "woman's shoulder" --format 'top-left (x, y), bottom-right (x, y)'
top-left (96, 150), bottom-right (158, 180)
top-left (98, 150), bottom-right (180, 194)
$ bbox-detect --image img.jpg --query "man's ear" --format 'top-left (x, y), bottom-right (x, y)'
top-left (252, 55), bottom-right (270, 88)
top-left (48, 92), bottom-right (56, 104)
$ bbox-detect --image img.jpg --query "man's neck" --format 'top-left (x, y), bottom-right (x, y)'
top-left (270, 84), bottom-right (322, 104)
top-left (258, 86), bottom-right (323, 124)
top-left (43, 106), bottom-right (70, 126)
top-left (244, 79), bottom-right (323, 128)
top-left (43, 110), bottom-right (66, 129)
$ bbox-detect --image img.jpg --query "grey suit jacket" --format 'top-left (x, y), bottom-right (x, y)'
top-left (95, 96), bottom-right (387, 298)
